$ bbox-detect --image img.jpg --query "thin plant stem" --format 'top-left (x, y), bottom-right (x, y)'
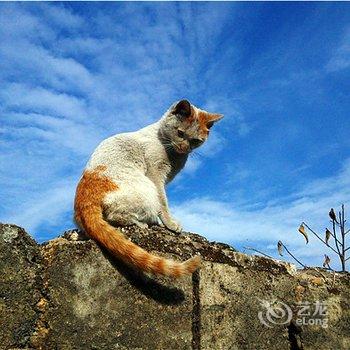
top-left (243, 246), bottom-right (274, 260)
top-left (332, 218), bottom-right (342, 258)
top-left (303, 205), bottom-right (348, 272)
top-left (340, 205), bottom-right (346, 271)
top-left (302, 222), bottom-right (339, 255)
top-left (281, 242), bottom-right (307, 268)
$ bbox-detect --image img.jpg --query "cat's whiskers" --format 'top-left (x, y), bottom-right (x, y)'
top-left (161, 139), bottom-right (181, 152)
top-left (190, 150), bottom-right (205, 159)
top-left (162, 142), bottom-right (175, 150)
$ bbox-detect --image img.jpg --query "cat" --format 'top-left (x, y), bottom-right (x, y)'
top-left (74, 99), bottom-right (223, 278)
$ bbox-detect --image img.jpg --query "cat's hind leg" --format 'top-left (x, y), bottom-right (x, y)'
top-left (102, 182), bottom-right (161, 228)
top-left (104, 211), bottom-right (149, 229)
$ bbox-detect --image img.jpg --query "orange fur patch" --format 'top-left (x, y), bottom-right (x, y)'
top-left (172, 264), bottom-right (183, 278)
top-left (185, 109), bottom-right (223, 139)
top-left (74, 165), bottom-right (117, 227)
top-left (153, 257), bottom-right (166, 275)
top-left (197, 111), bottom-right (210, 135)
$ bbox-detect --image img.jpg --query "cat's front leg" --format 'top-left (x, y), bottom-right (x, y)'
top-left (150, 178), bottom-right (182, 233)
top-left (159, 211), bottom-right (182, 233)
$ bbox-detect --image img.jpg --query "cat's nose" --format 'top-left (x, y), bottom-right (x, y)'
top-left (178, 144), bottom-right (190, 153)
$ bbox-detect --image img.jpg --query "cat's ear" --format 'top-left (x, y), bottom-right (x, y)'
top-left (174, 99), bottom-right (192, 119)
top-left (206, 113), bottom-right (224, 129)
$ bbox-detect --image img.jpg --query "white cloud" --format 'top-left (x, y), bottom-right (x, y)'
top-left (1, 83), bottom-right (90, 120)
top-left (0, 4), bottom-right (55, 42)
top-left (37, 3), bottom-right (84, 30)
top-left (326, 27), bottom-right (350, 72)
top-left (5, 112), bottom-right (103, 156)
top-left (5, 178), bottom-right (77, 239)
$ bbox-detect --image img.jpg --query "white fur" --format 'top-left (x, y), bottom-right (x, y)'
top-left (86, 120), bottom-right (182, 230)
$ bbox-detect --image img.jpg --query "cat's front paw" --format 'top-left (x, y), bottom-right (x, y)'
top-left (163, 218), bottom-right (182, 233)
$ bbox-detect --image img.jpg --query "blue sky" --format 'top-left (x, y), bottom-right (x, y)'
top-left (1, 2), bottom-right (350, 269)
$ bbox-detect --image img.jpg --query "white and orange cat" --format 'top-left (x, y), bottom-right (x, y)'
top-left (74, 100), bottom-right (223, 278)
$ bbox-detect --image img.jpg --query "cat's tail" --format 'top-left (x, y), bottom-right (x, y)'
top-left (74, 166), bottom-right (201, 278)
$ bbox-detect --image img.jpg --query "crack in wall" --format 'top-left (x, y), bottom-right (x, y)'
top-left (287, 322), bottom-right (304, 350)
top-left (29, 244), bottom-right (56, 349)
top-left (192, 270), bottom-right (201, 350)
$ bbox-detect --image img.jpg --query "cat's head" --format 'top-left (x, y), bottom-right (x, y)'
top-left (160, 99), bottom-right (223, 154)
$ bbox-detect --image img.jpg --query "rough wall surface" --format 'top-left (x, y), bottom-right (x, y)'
top-left (0, 223), bottom-right (349, 350)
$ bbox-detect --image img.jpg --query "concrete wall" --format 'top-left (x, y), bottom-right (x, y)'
top-left (0, 223), bottom-right (349, 350)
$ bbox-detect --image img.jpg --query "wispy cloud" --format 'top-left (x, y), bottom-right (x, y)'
top-left (326, 27), bottom-right (350, 72)
top-left (5, 178), bottom-right (77, 240)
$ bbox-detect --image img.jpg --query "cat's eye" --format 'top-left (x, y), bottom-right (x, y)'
top-left (190, 138), bottom-right (203, 147)
top-left (177, 129), bottom-right (185, 138)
